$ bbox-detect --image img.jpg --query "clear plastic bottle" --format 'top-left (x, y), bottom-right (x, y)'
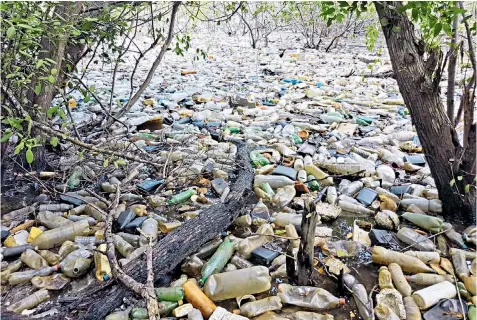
top-left (114, 234), bottom-right (135, 258)
top-left (139, 217), bottom-right (158, 247)
top-left (37, 211), bottom-right (72, 229)
top-left (272, 185), bottom-right (296, 208)
top-left (326, 186), bottom-right (337, 204)
top-left (254, 175), bottom-right (295, 189)
top-left (240, 296), bottom-right (282, 318)
top-left (270, 213), bottom-right (302, 227)
top-left (452, 251), bottom-right (470, 279)
top-left (237, 225), bottom-right (274, 259)
top-left (75, 236), bottom-right (104, 246)
top-left (20, 249), bottom-right (48, 269)
top-left (338, 201), bottom-right (374, 215)
top-left (6, 288), bottom-right (50, 313)
top-left (204, 266), bottom-right (271, 301)
top-left (399, 199), bottom-right (442, 213)
top-left (343, 273), bottom-right (371, 319)
top-left (31, 220), bottom-right (91, 249)
top-left (278, 284), bottom-right (345, 310)
top-left (397, 227), bottom-right (435, 251)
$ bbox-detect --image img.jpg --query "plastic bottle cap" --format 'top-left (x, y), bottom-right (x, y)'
top-left (104, 274), bottom-right (110, 281)
top-left (339, 298), bottom-right (346, 305)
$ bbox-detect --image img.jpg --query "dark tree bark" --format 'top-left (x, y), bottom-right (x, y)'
top-left (296, 200), bottom-right (318, 286)
top-left (446, 12), bottom-right (459, 123)
top-left (374, 2), bottom-right (476, 223)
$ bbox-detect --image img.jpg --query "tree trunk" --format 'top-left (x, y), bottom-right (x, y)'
top-left (375, 2), bottom-right (476, 223)
top-left (296, 200), bottom-right (318, 286)
top-left (447, 13), bottom-right (459, 123)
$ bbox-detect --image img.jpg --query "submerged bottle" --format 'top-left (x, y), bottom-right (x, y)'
top-left (278, 284), bottom-right (345, 310)
top-left (200, 237), bottom-right (235, 284)
top-left (184, 279), bottom-right (217, 318)
top-left (204, 266), bottom-right (271, 301)
top-left (6, 288), bottom-right (50, 313)
top-left (31, 220), bottom-right (91, 249)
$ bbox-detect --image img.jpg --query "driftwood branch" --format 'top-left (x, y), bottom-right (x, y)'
top-left (296, 199), bottom-right (318, 285)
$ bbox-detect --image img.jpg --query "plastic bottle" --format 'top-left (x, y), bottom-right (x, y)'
top-left (442, 223), bottom-right (468, 249)
top-left (114, 235), bottom-right (134, 258)
top-left (237, 225), bottom-right (274, 259)
top-left (379, 266), bottom-right (395, 289)
top-left (376, 165), bottom-right (396, 188)
top-left (230, 255), bottom-right (254, 269)
top-left (251, 200), bottom-right (270, 221)
top-left (240, 296), bottom-right (282, 318)
top-left (307, 175), bottom-right (320, 191)
top-left (250, 151), bottom-right (271, 168)
top-left (139, 217), bottom-right (158, 247)
top-left (412, 281), bottom-right (457, 309)
top-left (116, 232), bottom-right (140, 247)
top-left (7, 288), bottom-right (50, 313)
top-left (155, 287), bottom-right (184, 301)
top-left (338, 201), bottom-right (374, 215)
top-left (184, 279), bottom-right (217, 318)
top-left (37, 211), bottom-right (72, 229)
top-left (278, 284), bottom-right (344, 310)
top-left (254, 175), bottom-right (295, 189)
top-left (400, 199), bottom-right (442, 213)
top-left (61, 257), bottom-right (91, 278)
top-left (404, 251), bottom-right (440, 264)
top-left (297, 170), bottom-right (307, 183)
top-left (20, 249), bottom-right (48, 269)
top-left (1, 244), bottom-right (33, 258)
top-left (343, 181), bottom-right (363, 196)
top-left (374, 303), bottom-right (400, 320)
top-left (204, 266), bottom-right (271, 301)
top-left (388, 263), bottom-right (412, 297)
top-left (168, 189), bottom-right (197, 205)
top-left (131, 302), bottom-right (178, 318)
top-left (285, 224), bottom-right (300, 249)
top-left (463, 275), bottom-right (477, 295)
top-left (469, 305), bottom-right (476, 320)
top-left (188, 308), bottom-right (204, 320)
top-left (75, 236), bottom-right (104, 246)
top-left (449, 248), bottom-right (477, 260)
top-left (304, 164), bottom-right (333, 186)
top-left (403, 296), bottom-right (421, 320)
top-left (400, 213), bottom-right (443, 234)
top-left (38, 204), bottom-right (73, 212)
top-left (372, 246), bottom-right (433, 273)
top-left (1, 259), bottom-right (22, 284)
top-left (294, 158), bottom-right (304, 171)
top-left (325, 187), bottom-right (337, 206)
top-left (343, 273), bottom-right (371, 319)
top-left (293, 312), bottom-right (334, 320)
top-left (94, 243), bottom-right (111, 281)
top-left (272, 185), bottom-right (296, 208)
top-left (406, 274), bottom-right (454, 286)
top-left (397, 227), bottom-right (435, 251)
top-left (31, 220), bottom-right (90, 249)
top-left (173, 303), bottom-right (194, 318)
top-left (270, 213), bottom-right (302, 227)
top-left (200, 237), bottom-right (235, 284)
top-left (67, 166), bottom-right (83, 188)
top-left (452, 251), bottom-right (470, 279)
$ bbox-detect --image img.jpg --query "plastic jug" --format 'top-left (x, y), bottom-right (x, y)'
top-left (278, 284), bottom-right (345, 310)
top-left (204, 266), bottom-right (271, 301)
top-left (31, 220), bottom-right (90, 249)
top-left (372, 246), bottom-right (433, 273)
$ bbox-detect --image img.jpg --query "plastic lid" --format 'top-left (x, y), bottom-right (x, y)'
top-left (103, 274), bottom-right (110, 281)
top-left (339, 298), bottom-right (346, 305)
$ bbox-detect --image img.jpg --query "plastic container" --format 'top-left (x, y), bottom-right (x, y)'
top-left (304, 164), bottom-right (333, 186)
top-left (31, 220), bottom-right (90, 249)
top-left (388, 263), bottom-right (412, 297)
top-left (326, 186), bottom-right (337, 204)
top-left (372, 246), bottom-right (433, 273)
top-left (399, 199), bottom-right (442, 213)
top-left (114, 235), bottom-right (135, 258)
top-left (452, 251), bottom-right (470, 279)
top-left (412, 281), bottom-right (456, 309)
top-left (379, 266), bottom-right (395, 289)
top-left (8, 265), bottom-right (59, 285)
top-left (397, 227), bottom-right (435, 251)
top-left (200, 238), bottom-right (235, 284)
top-left (139, 217), bottom-right (158, 246)
top-left (6, 288), bottom-right (50, 313)
top-left (204, 266), bottom-right (271, 301)
top-left (403, 296), bottom-right (421, 320)
top-left (278, 284), bottom-right (344, 310)
top-left (155, 287), bottom-right (184, 301)
top-left (270, 213), bottom-right (302, 227)
top-left (184, 279), bottom-right (217, 318)
top-left (94, 243), bottom-right (111, 281)
top-left (60, 257), bottom-right (92, 278)
top-left (254, 175), bottom-right (295, 189)
top-left (240, 296), bottom-right (282, 318)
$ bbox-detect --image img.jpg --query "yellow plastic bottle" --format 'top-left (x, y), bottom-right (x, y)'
top-left (94, 243), bottom-right (112, 281)
top-left (31, 220), bottom-right (90, 249)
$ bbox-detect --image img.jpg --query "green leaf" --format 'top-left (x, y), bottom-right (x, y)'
top-left (464, 184), bottom-right (470, 193)
top-left (26, 148), bottom-right (34, 164)
top-left (34, 83), bottom-right (41, 95)
top-left (48, 75), bottom-right (55, 83)
top-left (0, 131), bottom-right (13, 142)
top-left (433, 23), bottom-right (442, 37)
top-left (103, 159), bottom-right (109, 167)
top-left (392, 26), bottom-right (401, 33)
top-left (51, 68), bottom-right (58, 76)
top-left (14, 141), bottom-right (24, 155)
top-left (115, 159), bottom-right (126, 166)
top-left (84, 95), bottom-right (91, 103)
top-left (50, 136), bottom-right (58, 147)
top-left (380, 18), bottom-right (389, 26)
top-left (6, 26), bottom-right (16, 39)
top-left (57, 109), bottom-right (66, 121)
top-left (411, 7), bottom-right (418, 20)
top-left (89, 85), bottom-right (95, 93)
top-left (457, 176), bottom-right (463, 181)
top-left (450, 179), bottom-right (455, 186)
top-left (47, 106), bottom-right (58, 118)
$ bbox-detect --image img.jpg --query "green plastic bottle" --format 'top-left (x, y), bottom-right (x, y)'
top-left (355, 116), bottom-right (373, 126)
top-left (250, 151), bottom-right (270, 168)
top-left (228, 127), bottom-right (241, 134)
top-left (67, 166), bottom-right (83, 189)
top-left (469, 305), bottom-right (476, 320)
top-left (155, 287), bottom-right (184, 301)
top-left (131, 302), bottom-right (178, 319)
top-left (292, 134), bottom-right (302, 144)
top-left (200, 237), bottom-right (235, 284)
top-left (168, 189), bottom-right (197, 205)
top-left (307, 175), bottom-right (320, 191)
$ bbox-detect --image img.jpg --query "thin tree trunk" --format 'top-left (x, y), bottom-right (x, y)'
top-left (296, 200), bottom-right (318, 286)
top-left (447, 13), bottom-right (459, 123)
top-left (375, 2), bottom-right (476, 222)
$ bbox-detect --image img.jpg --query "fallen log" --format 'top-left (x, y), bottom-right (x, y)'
top-left (1, 141), bottom-right (254, 320)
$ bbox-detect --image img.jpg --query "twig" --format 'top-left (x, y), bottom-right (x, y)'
top-left (85, 188), bottom-right (112, 207)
